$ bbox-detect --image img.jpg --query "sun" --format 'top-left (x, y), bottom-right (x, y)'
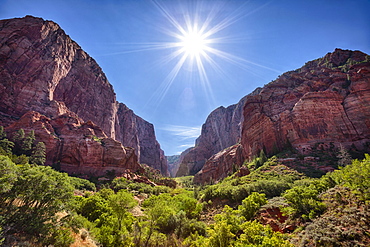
top-left (179, 26), bottom-right (208, 58)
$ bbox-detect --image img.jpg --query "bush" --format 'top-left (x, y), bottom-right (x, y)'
top-left (70, 176), bottom-right (96, 191)
top-left (238, 192), bottom-right (267, 220)
top-left (282, 179), bottom-right (328, 219)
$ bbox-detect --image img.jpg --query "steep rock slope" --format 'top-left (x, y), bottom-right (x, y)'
top-left (5, 111), bottom-right (141, 176)
top-left (166, 155), bottom-right (180, 177)
top-left (0, 16), bottom-right (167, 175)
top-left (194, 49), bottom-right (370, 184)
top-left (241, 49), bottom-right (370, 157)
top-left (176, 96), bottom-right (248, 176)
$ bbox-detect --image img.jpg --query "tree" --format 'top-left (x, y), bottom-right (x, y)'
top-left (208, 221), bottom-right (235, 247)
top-left (337, 144), bottom-right (352, 167)
top-left (330, 154), bottom-right (370, 200)
top-left (12, 129), bottom-right (25, 155)
top-left (22, 130), bottom-right (35, 155)
top-left (0, 155), bottom-right (18, 194)
top-left (1, 165), bottom-right (74, 240)
top-left (108, 190), bottom-right (137, 231)
top-left (259, 149), bottom-right (268, 165)
top-left (0, 126), bottom-right (14, 155)
top-left (0, 138), bottom-right (14, 155)
top-left (282, 179), bottom-right (327, 219)
top-left (30, 141), bottom-right (46, 165)
top-left (238, 192), bottom-right (267, 220)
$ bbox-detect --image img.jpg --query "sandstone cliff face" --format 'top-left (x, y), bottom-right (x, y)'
top-left (115, 103), bottom-right (168, 175)
top-left (5, 111), bottom-right (142, 176)
top-left (241, 49), bottom-right (370, 158)
top-left (0, 16), bottom-right (167, 174)
top-left (167, 155), bottom-right (180, 177)
top-left (176, 96), bottom-right (247, 176)
top-left (194, 49), bottom-right (370, 184)
top-left (193, 144), bottom-right (244, 184)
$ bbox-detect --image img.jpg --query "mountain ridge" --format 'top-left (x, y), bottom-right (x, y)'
top-left (0, 15), bottom-right (168, 175)
top-left (191, 48), bottom-right (370, 183)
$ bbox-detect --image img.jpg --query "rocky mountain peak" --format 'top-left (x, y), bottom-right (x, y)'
top-left (0, 15), bottom-right (168, 175)
top-left (193, 48), bottom-right (370, 184)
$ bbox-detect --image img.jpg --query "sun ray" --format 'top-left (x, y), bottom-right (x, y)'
top-left (99, 1), bottom-right (277, 110)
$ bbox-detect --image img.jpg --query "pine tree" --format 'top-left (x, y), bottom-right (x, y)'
top-left (22, 130), bottom-right (35, 155)
top-left (259, 149), bottom-right (267, 164)
top-left (0, 126), bottom-right (14, 154)
top-left (30, 142), bottom-right (46, 165)
top-left (12, 129), bottom-right (25, 155)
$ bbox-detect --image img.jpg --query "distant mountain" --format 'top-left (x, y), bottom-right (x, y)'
top-left (190, 48), bottom-right (370, 184)
top-left (166, 155), bottom-right (180, 177)
top-left (0, 16), bottom-right (168, 176)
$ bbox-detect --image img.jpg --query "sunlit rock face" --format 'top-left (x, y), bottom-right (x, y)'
top-left (5, 111), bottom-right (142, 176)
top-left (241, 49), bottom-right (370, 158)
top-left (0, 16), bottom-right (167, 175)
top-left (193, 143), bottom-right (245, 184)
top-left (194, 49), bottom-right (370, 184)
top-left (176, 95), bottom-right (248, 177)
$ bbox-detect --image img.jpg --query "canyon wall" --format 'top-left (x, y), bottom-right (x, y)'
top-left (0, 16), bottom-right (168, 175)
top-left (176, 95), bottom-right (248, 176)
top-left (194, 49), bottom-right (370, 184)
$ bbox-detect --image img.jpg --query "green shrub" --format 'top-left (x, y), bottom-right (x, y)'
top-left (238, 192), bottom-right (267, 220)
top-left (70, 176), bottom-right (96, 191)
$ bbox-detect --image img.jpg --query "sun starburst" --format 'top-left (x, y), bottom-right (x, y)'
top-left (108, 1), bottom-right (279, 108)
top-left (178, 25), bottom-right (208, 58)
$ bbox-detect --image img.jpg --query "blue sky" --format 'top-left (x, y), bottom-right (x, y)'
top-left (1, 0), bottom-right (369, 155)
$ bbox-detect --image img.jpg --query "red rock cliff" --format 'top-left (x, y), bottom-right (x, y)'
top-left (194, 49), bottom-right (370, 184)
top-left (176, 96), bottom-right (247, 176)
top-left (241, 49), bottom-right (370, 158)
top-left (0, 16), bottom-right (167, 175)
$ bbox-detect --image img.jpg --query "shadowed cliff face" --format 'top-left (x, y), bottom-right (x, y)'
top-left (0, 16), bottom-right (168, 175)
top-left (193, 49), bottom-right (370, 184)
top-left (176, 96), bottom-right (248, 177)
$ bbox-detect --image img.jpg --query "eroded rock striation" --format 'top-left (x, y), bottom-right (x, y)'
top-left (0, 16), bottom-right (168, 175)
top-left (241, 49), bottom-right (370, 158)
top-left (194, 49), bottom-right (370, 184)
top-left (176, 96), bottom-right (248, 176)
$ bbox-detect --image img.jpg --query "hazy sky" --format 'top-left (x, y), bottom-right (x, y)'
top-left (1, 0), bottom-right (369, 155)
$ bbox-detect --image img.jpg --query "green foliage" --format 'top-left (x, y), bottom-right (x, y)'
top-left (328, 153), bottom-right (370, 201)
top-left (236, 221), bottom-right (293, 247)
top-left (0, 139), bottom-right (14, 155)
top-left (238, 192), bottom-right (267, 220)
top-left (21, 130), bottom-right (35, 154)
top-left (282, 179), bottom-right (328, 219)
top-left (44, 226), bottom-right (75, 247)
top-left (141, 189), bottom-right (204, 244)
top-left (70, 176), bottom-right (96, 191)
top-left (0, 162), bottom-right (74, 245)
top-left (174, 175), bottom-right (195, 188)
top-left (248, 150), bottom-right (267, 170)
top-left (112, 176), bottom-right (171, 195)
top-left (0, 155), bottom-right (18, 193)
top-left (208, 220), bottom-right (235, 247)
top-left (295, 186), bottom-right (370, 246)
top-left (202, 157), bottom-right (301, 202)
top-left (30, 141), bottom-right (46, 165)
top-left (209, 205), bottom-right (292, 247)
top-left (108, 190), bottom-right (137, 230)
top-left (78, 194), bottom-right (113, 222)
top-left (214, 205), bottom-right (245, 235)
